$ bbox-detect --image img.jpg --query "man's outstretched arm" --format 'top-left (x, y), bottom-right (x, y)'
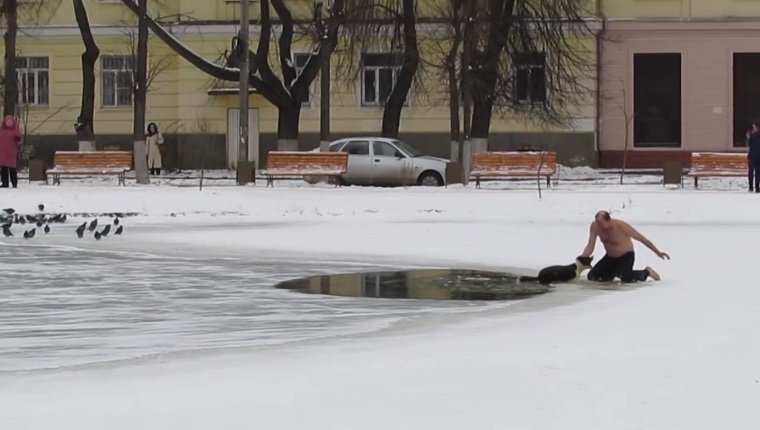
top-left (623, 222), bottom-right (670, 260)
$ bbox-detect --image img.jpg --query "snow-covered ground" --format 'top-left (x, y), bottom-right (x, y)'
top-left (1, 175), bottom-right (758, 429)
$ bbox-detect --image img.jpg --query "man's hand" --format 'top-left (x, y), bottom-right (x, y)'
top-left (657, 251), bottom-right (670, 260)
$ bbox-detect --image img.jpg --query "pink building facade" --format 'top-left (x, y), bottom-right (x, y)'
top-left (599, 20), bottom-right (760, 168)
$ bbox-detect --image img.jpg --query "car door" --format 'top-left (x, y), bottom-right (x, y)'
top-left (338, 140), bottom-right (372, 185)
top-left (370, 140), bottom-right (409, 185)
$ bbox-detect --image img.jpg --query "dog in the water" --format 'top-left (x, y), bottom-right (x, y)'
top-left (519, 256), bottom-right (594, 285)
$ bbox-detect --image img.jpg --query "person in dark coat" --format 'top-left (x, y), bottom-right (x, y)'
top-left (746, 122), bottom-right (760, 192)
top-left (0, 115), bottom-right (22, 188)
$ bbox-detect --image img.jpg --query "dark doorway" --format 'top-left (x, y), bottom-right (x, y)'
top-left (633, 53), bottom-right (682, 147)
top-left (733, 53), bottom-right (760, 147)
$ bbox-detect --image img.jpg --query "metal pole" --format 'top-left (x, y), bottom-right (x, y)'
top-left (238, 0), bottom-right (250, 183)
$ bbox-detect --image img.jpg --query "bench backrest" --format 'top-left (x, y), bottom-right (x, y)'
top-left (266, 151), bottom-right (348, 171)
top-left (53, 151), bottom-right (133, 169)
top-left (691, 152), bottom-right (747, 172)
top-left (471, 151), bottom-right (557, 175)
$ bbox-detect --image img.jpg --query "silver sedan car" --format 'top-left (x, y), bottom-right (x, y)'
top-left (316, 137), bottom-right (449, 186)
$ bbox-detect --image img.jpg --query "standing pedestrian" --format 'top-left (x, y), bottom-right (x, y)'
top-left (0, 115), bottom-right (22, 188)
top-left (746, 122), bottom-right (760, 192)
top-left (146, 122), bottom-right (164, 175)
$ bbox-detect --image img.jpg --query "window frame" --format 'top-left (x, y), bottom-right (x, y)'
top-left (360, 52), bottom-right (407, 107)
top-left (513, 52), bottom-right (547, 107)
top-left (16, 56), bottom-right (50, 107)
top-left (101, 55), bottom-right (135, 108)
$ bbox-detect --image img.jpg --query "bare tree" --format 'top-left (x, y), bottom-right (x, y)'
top-left (2, 0), bottom-right (18, 117)
top-left (103, 19), bottom-right (173, 183)
top-left (120, 0), bottom-right (346, 151)
top-left (608, 78), bottom-right (635, 184)
top-left (73, 0), bottom-right (99, 150)
top-left (133, 0), bottom-right (150, 184)
top-left (445, 0), bottom-right (463, 161)
top-left (465, 0), bottom-right (595, 150)
top-left (422, 0), bottom-right (466, 161)
top-left (1, 0), bottom-right (64, 116)
top-left (337, 0), bottom-right (420, 139)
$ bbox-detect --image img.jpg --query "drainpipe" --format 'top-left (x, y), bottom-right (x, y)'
top-left (594, 1), bottom-right (606, 167)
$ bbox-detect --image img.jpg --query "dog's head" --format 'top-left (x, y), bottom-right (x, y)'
top-left (575, 255), bottom-right (593, 268)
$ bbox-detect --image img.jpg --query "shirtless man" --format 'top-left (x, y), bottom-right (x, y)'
top-left (581, 210), bottom-right (670, 282)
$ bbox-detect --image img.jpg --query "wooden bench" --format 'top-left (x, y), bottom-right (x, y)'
top-left (469, 151), bottom-right (558, 188)
top-left (46, 151), bottom-right (133, 186)
top-left (259, 151), bottom-right (348, 187)
top-left (687, 152), bottom-right (747, 188)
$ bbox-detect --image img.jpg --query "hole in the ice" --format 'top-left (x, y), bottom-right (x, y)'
top-left (274, 269), bottom-right (549, 300)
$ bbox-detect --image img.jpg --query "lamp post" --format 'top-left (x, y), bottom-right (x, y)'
top-left (237, 0), bottom-right (252, 184)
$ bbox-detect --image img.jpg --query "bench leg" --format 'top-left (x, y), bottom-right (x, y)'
top-left (694, 176), bottom-right (698, 189)
top-left (475, 177), bottom-right (481, 189)
top-left (546, 176), bottom-right (550, 188)
top-left (54, 174), bottom-right (60, 186)
top-left (266, 176), bottom-right (273, 188)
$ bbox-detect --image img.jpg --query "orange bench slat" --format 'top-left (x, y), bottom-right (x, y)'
top-left (470, 151), bottom-right (557, 177)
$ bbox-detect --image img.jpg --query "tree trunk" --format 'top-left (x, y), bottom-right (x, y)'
top-left (277, 103), bottom-right (300, 150)
top-left (133, 0), bottom-right (150, 184)
top-left (448, 64), bottom-right (460, 162)
top-left (470, 92), bottom-right (494, 142)
top-left (468, 0), bottom-right (516, 146)
top-left (381, 0), bottom-right (418, 138)
top-left (461, 0), bottom-right (476, 184)
top-left (3, 0), bottom-right (18, 117)
top-left (73, 0), bottom-right (99, 150)
top-left (319, 54), bottom-right (331, 151)
top-left (447, 0), bottom-right (463, 162)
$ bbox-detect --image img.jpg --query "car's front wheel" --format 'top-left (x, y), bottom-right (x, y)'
top-left (417, 171), bottom-right (444, 187)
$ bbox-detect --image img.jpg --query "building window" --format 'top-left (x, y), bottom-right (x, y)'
top-left (293, 53), bottom-right (312, 106)
top-left (102, 55), bottom-right (134, 107)
top-left (514, 53), bottom-right (546, 105)
top-left (361, 53), bottom-right (403, 106)
top-left (17, 56), bottom-right (49, 106)
top-left (633, 53), bottom-right (681, 148)
top-left (733, 53), bottom-right (760, 147)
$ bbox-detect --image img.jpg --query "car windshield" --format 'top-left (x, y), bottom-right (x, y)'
top-left (391, 140), bottom-right (423, 157)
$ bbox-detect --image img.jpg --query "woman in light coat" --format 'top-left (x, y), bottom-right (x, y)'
top-left (0, 115), bottom-right (23, 188)
top-left (146, 122), bottom-right (164, 175)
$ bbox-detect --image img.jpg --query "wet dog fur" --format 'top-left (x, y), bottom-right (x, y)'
top-left (519, 256), bottom-right (594, 285)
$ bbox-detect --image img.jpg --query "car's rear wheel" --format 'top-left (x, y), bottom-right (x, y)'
top-left (417, 171), bottom-right (444, 186)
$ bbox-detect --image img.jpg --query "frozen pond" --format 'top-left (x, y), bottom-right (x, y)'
top-left (0, 243), bottom-right (513, 373)
top-left (276, 269), bottom-right (550, 300)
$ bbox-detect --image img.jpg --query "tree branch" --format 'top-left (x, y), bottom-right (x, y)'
top-left (270, 0), bottom-right (295, 88)
top-left (118, 0), bottom-right (277, 102)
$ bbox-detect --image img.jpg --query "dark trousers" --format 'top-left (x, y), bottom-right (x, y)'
top-left (587, 251), bottom-right (649, 283)
top-left (749, 157), bottom-right (760, 191)
top-left (0, 166), bottom-right (17, 188)
top-left (150, 168), bottom-right (161, 175)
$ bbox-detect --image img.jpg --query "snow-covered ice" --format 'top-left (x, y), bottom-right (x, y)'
top-left (0, 176), bottom-right (758, 429)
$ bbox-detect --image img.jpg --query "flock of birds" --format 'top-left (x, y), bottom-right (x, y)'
top-left (1, 204), bottom-right (124, 241)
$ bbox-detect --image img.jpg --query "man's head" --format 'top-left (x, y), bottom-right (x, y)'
top-left (594, 210), bottom-right (612, 229)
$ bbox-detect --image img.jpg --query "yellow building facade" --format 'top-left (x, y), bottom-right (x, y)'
top-left (5, 0), bottom-right (598, 169)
